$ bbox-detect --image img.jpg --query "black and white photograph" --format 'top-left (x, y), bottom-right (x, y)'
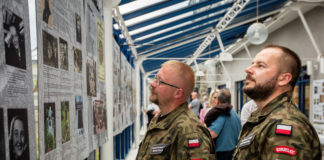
top-left (86, 58), bottom-right (96, 97)
top-left (44, 103), bottom-right (56, 153)
top-left (73, 47), bottom-right (82, 73)
top-left (3, 7), bottom-right (26, 70)
top-left (75, 96), bottom-right (84, 136)
top-left (8, 109), bottom-right (29, 160)
top-left (0, 108), bottom-right (5, 160)
top-left (43, 31), bottom-right (58, 68)
top-left (41, 0), bottom-right (52, 25)
top-left (76, 13), bottom-right (81, 44)
top-left (59, 38), bottom-right (68, 71)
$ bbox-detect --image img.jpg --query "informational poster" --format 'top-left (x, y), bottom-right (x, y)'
top-left (36, 0), bottom-right (107, 159)
top-left (112, 39), bottom-right (121, 135)
top-left (313, 80), bottom-right (324, 123)
top-left (0, 0), bottom-right (36, 160)
top-left (120, 55), bottom-right (127, 131)
top-left (85, 1), bottom-right (108, 153)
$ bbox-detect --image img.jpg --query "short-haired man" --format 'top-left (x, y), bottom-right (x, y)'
top-left (189, 91), bottom-right (200, 117)
top-left (136, 60), bottom-right (215, 159)
top-left (205, 89), bottom-right (241, 160)
top-left (233, 45), bottom-right (322, 159)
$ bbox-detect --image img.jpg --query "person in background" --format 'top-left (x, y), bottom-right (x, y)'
top-left (199, 90), bottom-right (218, 124)
top-left (202, 95), bottom-right (209, 109)
top-left (143, 102), bottom-right (160, 127)
top-left (136, 60), bottom-right (215, 160)
top-left (205, 89), bottom-right (241, 160)
top-left (188, 91), bottom-right (200, 118)
top-left (233, 45), bottom-right (322, 159)
top-left (240, 99), bottom-right (258, 126)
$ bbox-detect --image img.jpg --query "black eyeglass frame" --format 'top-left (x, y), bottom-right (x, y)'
top-left (154, 76), bottom-right (180, 89)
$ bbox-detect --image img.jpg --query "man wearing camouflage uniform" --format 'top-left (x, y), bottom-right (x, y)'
top-left (136, 60), bottom-right (215, 160)
top-left (233, 45), bottom-right (322, 159)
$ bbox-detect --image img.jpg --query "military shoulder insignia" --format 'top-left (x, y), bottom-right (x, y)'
top-left (238, 133), bottom-right (255, 149)
top-left (188, 139), bottom-right (200, 148)
top-left (275, 124), bottom-right (292, 136)
top-left (274, 146), bottom-right (297, 156)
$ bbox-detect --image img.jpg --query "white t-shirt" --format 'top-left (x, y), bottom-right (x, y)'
top-left (240, 100), bottom-right (258, 126)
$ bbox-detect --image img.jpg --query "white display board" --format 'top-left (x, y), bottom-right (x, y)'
top-left (313, 80), bottom-right (324, 123)
top-left (0, 0), bottom-right (37, 160)
top-left (36, 0), bottom-right (107, 159)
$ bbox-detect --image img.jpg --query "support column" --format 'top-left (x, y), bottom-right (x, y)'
top-left (102, 0), bottom-right (114, 159)
top-left (134, 59), bottom-right (142, 147)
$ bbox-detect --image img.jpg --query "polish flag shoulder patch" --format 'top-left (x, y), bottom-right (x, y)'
top-left (275, 124), bottom-right (292, 136)
top-left (188, 139), bottom-right (200, 148)
top-left (274, 146), bottom-right (297, 156)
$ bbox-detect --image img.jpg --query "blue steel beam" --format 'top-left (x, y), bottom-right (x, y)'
top-left (135, 18), bottom-right (221, 52)
top-left (134, 0), bottom-right (283, 51)
top-left (122, 0), bottom-right (184, 21)
top-left (142, 23), bottom-right (249, 67)
top-left (139, 22), bottom-right (248, 55)
top-left (131, 3), bottom-right (232, 40)
top-left (127, 0), bottom-right (217, 31)
top-left (119, 0), bottom-right (134, 6)
top-left (138, 28), bottom-right (211, 54)
top-left (144, 24), bottom-right (247, 61)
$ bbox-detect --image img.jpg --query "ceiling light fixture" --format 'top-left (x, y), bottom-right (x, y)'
top-left (246, 0), bottom-right (269, 45)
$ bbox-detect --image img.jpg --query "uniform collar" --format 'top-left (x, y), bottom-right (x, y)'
top-left (248, 92), bottom-right (291, 123)
top-left (148, 102), bottom-right (188, 130)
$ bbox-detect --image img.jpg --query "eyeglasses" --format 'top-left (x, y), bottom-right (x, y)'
top-left (154, 75), bottom-right (180, 89)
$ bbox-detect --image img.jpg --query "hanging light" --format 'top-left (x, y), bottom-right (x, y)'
top-left (246, 0), bottom-right (269, 45)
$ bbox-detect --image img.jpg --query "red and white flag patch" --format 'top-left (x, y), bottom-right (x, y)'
top-left (188, 139), bottom-right (200, 148)
top-left (275, 124), bottom-right (292, 136)
top-left (274, 146), bottom-right (297, 156)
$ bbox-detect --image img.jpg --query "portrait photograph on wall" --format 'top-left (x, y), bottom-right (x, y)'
top-left (59, 38), bottom-right (68, 71)
top-left (7, 108), bottom-right (30, 160)
top-left (3, 7), bottom-right (26, 70)
top-left (0, 108), bottom-right (5, 160)
top-left (75, 13), bottom-right (82, 44)
top-left (75, 96), bottom-right (84, 136)
top-left (44, 103), bottom-right (56, 153)
top-left (43, 31), bottom-right (58, 68)
top-left (41, 0), bottom-right (53, 25)
top-left (86, 58), bottom-right (96, 97)
top-left (61, 101), bottom-right (70, 144)
top-left (93, 100), bottom-right (106, 134)
top-left (73, 47), bottom-right (82, 73)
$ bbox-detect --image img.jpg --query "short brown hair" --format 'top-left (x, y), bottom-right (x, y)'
top-left (162, 60), bottom-right (195, 97)
top-left (263, 45), bottom-right (301, 89)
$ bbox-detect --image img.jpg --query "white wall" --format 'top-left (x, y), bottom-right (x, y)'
top-left (217, 6), bottom-right (324, 119)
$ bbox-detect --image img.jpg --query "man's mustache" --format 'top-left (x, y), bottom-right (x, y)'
top-left (245, 74), bottom-right (255, 82)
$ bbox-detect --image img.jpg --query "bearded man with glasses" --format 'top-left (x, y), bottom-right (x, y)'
top-left (136, 60), bottom-right (215, 160)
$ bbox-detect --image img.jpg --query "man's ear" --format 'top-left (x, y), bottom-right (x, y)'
top-left (174, 88), bottom-right (184, 99)
top-left (278, 73), bottom-right (292, 86)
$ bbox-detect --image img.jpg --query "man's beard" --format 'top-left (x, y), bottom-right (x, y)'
top-left (149, 88), bottom-right (159, 105)
top-left (243, 74), bottom-right (278, 101)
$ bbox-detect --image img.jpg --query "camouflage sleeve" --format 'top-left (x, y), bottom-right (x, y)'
top-left (261, 119), bottom-right (322, 160)
top-left (174, 131), bottom-right (216, 160)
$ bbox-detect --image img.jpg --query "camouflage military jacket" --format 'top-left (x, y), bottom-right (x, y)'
top-left (233, 92), bottom-right (322, 160)
top-left (136, 102), bottom-right (216, 160)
